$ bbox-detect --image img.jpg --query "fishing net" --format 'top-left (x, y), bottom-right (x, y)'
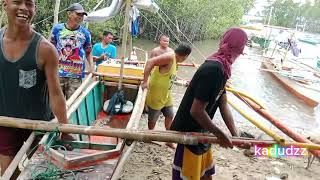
top-left (22, 129), bottom-right (76, 180)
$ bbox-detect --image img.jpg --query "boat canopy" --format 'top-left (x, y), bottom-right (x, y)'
top-left (85, 0), bottom-right (159, 23)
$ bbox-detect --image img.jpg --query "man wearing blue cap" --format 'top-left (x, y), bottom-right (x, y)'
top-left (50, 3), bottom-right (93, 99)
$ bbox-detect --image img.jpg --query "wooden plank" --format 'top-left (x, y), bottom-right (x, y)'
top-left (86, 91), bottom-right (96, 125)
top-left (102, 81), bottom-right (139, 89)
top-left (55, 140), bottom-right (117, 151)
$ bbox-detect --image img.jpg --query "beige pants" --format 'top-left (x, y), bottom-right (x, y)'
top-left (60, 78), bottom-right (82, 100)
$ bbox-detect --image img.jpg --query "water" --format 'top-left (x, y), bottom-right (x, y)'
top-left (119, 38), bottom-right (320, 135)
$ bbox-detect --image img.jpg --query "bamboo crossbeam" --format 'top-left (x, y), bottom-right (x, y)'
top-left (90, 72), bottom-right (143, 81)
top-left (0, 117), bottom-right (320, 150)
top-left (138, 61), bottom-right (198, 67)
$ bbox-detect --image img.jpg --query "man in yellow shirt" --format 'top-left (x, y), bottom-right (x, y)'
top-left (141, 43), bottom-right (191, 148)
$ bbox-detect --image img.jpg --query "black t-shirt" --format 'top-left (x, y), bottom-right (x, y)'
top-left (170, 60), bottom-right (226, 155)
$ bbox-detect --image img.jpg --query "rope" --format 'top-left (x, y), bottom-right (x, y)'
top-left (33, 0), bottom-right (88, 26)
top-left (154, 0), bottom-right (206, 59)
top-left (140, 12), bottom-right (199, 64)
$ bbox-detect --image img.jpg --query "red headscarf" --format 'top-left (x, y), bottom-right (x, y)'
top-left (207, 28), bottom-right (248, 79)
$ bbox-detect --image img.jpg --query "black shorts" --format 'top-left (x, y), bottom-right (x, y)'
top-left (147, 106), bottom-right (174, 122)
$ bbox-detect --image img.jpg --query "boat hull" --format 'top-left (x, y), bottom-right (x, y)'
top-left (18, 76), bottom-right (146, 179)
top-left (262, 59), bottom-right (319, 107)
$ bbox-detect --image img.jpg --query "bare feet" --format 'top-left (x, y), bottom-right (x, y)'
top-left (165, 142), bottom-right (176, 149)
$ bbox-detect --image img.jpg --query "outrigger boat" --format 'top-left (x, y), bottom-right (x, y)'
top-left (262, 39), bottom-right (320, 107)
top-left (0, 0), bottom-right (162, 179)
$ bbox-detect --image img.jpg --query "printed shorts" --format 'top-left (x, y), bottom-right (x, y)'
top-left (60, 77), bottom-right (82, 99)
top-left (172, 144), bottom-right (215, 180)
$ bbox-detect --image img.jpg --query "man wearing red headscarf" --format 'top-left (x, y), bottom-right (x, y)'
top-left (170, 28), bottom-right (248, 180)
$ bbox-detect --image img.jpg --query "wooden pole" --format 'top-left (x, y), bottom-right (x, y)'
top-left (91, 71), bottom-right (143, 81)
top-left (230, 93), bottom-right (320, 157)
top-left (118, 0), bottom-right (131, 90)
top-left (111, 87), bottom-right (147, 180)
top-left (2, 75), bottom-right (93, 179)
top-left (53, 0), bottom-right (61, 25)
top-left (0, 117), bottom-right (320, 150)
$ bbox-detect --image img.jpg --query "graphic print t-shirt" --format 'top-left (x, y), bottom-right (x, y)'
top-left (51, 23), bottom-right (91, 79)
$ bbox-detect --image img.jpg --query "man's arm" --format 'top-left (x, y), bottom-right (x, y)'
top-left (141, 53), bottom-right (173, 89)
top-left (86, 48), bottom-right (93, 72)
top-left (39, 39), bottom-right (67, 124)
top-left (84, 30), bottom-right (93, 72)
top-left (190, 99), bottom-right (233, 148)
top-left (219, 93), bottom-right (238, 136)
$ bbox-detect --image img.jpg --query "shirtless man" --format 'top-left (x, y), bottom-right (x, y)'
top-left (0, 0), bottom-right (70, 177)
top-left (142, 43), bottom-right (192, 149)
top-left (149, 35), bottom-right (173, 58)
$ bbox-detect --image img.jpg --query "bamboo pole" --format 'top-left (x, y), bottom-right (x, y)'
top-left (111, 87), bottom-right (147, 180)
top-left (231, 94), bottom-right (320, 158)
top-left (0, 117), bottom-right (320, 150)
top-left (137, 61), bottom-right (199, 67)
top-left (118, 0), bottom-right (131, 90)
top-left (227, 100), bottom-right (285, 144)
top-left (53, 0), bottom-right (61, 25)
top-left (2, 74), bottom-right (94, 179)
top-left (91, 71), bottom-right (143, 81)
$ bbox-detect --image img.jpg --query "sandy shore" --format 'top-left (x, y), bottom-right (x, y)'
top-left (120, 113), bottom-right (320, 180)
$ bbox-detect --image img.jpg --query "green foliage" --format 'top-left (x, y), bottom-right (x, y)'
top-left (1, 0), bottom-right (254, 41)
top-left (265, 0), bottom-right (320, 33)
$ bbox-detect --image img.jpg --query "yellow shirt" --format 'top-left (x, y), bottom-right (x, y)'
top-left (146, 55), bottom-right (177, 110)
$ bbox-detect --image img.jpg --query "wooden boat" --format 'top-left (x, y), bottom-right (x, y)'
top-left (261, 56), bottom-right (320, 107)
top-left (17, 62), bottom-right (146, 179)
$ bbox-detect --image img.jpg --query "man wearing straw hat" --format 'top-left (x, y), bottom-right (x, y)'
top-left (170, 28), bottom-right (247, 180)
top-left (0, 0), bottom-right (71, 177)
top-left (50, 2), bottom-right (93, 99)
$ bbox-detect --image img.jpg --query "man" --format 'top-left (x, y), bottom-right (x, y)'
top-left (149, 35), bottom-right (173, 58)
top-left (50, 3), bottom-right (93, 99)
top-left (92, 31), bottom-right (117, 67)
top-left (170, 28), bottom-right (248, 180)
top-left (0, 0), bottom-right (70, 176)
top-left (142, 43), bottom-right (192, 149)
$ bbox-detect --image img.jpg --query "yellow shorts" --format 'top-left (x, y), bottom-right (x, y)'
top-left (172, 144), bottom-right (215, 180)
